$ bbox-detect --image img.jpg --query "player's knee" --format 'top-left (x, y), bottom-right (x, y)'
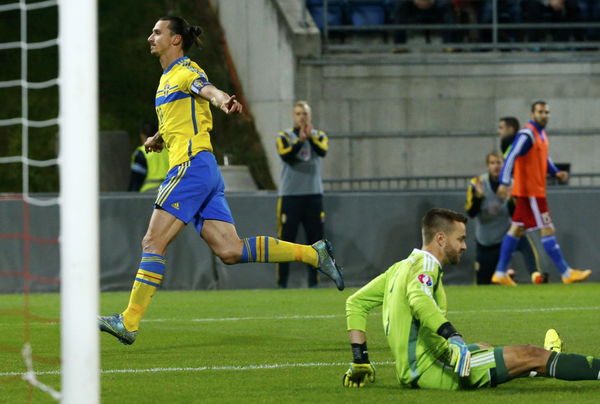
top-left (213, 246), bottom-right (241, 265)
top-left (216, 247), bottom-right (241, 265)
top-left (521, 344), bottom-right (547, 363)
top-left (141, 233), bottom-right (164, 255)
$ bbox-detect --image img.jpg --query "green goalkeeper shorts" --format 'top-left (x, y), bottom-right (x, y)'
top-left (416, 345), bottom-right (510, 390)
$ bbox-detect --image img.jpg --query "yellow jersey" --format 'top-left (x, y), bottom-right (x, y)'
top-left (155, 56), bottom-right (213, 168)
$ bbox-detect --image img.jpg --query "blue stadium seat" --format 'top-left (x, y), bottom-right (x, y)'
top-left (347, 0), bottom-right (390, 26)
top-left (306, 0), bottom-right (347, 32)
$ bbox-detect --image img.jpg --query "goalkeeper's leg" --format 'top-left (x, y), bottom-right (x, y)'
top-left (502, 344), bottom-right (600, 382)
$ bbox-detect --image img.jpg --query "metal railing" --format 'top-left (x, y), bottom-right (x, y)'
top-left (323, 173), bottom-right (600, 192)
top-left (307, 0), bottom-right (600, 53)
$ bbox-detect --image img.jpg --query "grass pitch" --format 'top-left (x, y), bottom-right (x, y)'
top-left (1, 283), bottom-right (600, 403)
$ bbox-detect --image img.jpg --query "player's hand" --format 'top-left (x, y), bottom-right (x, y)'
top-left (496, 184), bottom-right (510, 200)
top-left (299, 122), bottom-right (313, 141)
top-left (474, 179), bottom-right (485, 197)
top-left (448, 336), bottom-right (471, 377)
top-left (556, 170), bottom-right (569, 183)
top-left (219, 95), bottom-right (243, 114)
top-left (342, 363), bottom-right (375, 388)
top-left (144, 132), bottom-right (165, 153)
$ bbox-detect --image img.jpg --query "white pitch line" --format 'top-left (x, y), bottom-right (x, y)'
top-left (1, 306), bottom-right (598, 327)
top-left (0, 361), bottom-right (396, 377)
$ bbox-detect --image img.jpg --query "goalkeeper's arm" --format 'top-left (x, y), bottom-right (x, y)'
top-left (437, 322), bottom-right (471, 377)
top-left (342, 330), bottom-right (376, 388)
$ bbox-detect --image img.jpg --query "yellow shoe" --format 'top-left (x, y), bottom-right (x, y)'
top-left (531, 271), bottom-right (548, 284)
top-left (544, 329), bottom-right (563, 352)
top-left (562, 269), bottom-right (592, 284)
top-left (491, 273), bottom-right (517, 286)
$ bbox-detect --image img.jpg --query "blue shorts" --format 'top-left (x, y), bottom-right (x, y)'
top-left (154, 151), bottom-right (234, 233)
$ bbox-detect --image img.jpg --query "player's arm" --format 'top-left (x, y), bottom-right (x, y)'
top-left (547, 156), bottom-right (568, 182)
top-left (499, 131), bottom-right (533, 186)
top-left (276, 131), bottom-right (304, 163)
top-left (187, 71), bottom-right (242, 115)
top-left (308, 130), bottom-right (328, 157)
top-left (144, 131), bottom-right (165, 153)
top-left (465, 176), bottom-right (483, 218)
top-left (343, 273), bottom-right (386, 388)
top-left (497, 131), bottom-right (533, 199)
top-left (198, 85), bottom-right (242, 115)
top-left (406, 265), bottom-right (470, 376)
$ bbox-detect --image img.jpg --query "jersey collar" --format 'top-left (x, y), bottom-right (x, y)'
top-left (163, 56), bottom-right (189, 75)
top-left (412, 248), bottom-right (442, 268)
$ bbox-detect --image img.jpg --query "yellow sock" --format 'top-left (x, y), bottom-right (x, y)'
top-left (240, 237), bottom-right (318, 267)
top-left (122, 253), bottom-right (165, 331)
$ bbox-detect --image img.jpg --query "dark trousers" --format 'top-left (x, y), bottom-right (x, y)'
top-left (476, 234), bottom-right (540, 284)
top-left (277, 194), bottom-right (324, 288)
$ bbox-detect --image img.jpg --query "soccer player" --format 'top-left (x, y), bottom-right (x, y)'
top-left (465, 151), bottom-right (544, 284)
top-left (491, 101), bottom-right (591, 285)
top-left (342, 208), bottom-right (600, 390)
top-left (99, 16), bottom-right (344, 345)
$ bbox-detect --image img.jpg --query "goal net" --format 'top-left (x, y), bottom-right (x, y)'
top-left (0, 0), bottom-right (99, 402)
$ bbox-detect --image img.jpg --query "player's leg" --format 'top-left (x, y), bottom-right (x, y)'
top-left (492, 223), bottom-right (524, 285)
top-left (123, 209), bottom-right (185, 326)
top-left (276, 196), bottom-right (302, 288)
top-left (539, 224), bottom-right (592, 284)
top-left (503, 344), bottom-right (600, 381)
top-left (515, 234), bottom-right (545, 282)
top-left (302, 194), bottom-right (324, 288)
top-left (475, 242), bottom-right (499, 285)
top-left (416, 345), bottom-right (501, 390)
top-left (201, 219), bottom-right (315, 266)
top-left (493, 196), bottom-right (530, 285)
top-left (99, 208), bottom-right (185, 344)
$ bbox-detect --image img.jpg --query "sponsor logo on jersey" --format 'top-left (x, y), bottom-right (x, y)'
top-left (417, 273), bottom-right (433, 287)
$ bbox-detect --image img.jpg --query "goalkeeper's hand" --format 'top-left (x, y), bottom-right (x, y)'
top-left (448, 336), bottom-right (471, 377)
top-left (342, 363), bottom-right (376, 388)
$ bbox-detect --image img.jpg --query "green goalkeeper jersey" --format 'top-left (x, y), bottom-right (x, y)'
top-left (346, 249), bottom-right (451, 387)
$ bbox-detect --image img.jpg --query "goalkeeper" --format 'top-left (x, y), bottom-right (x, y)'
top-left (343, 208), bottom-right (600, 390)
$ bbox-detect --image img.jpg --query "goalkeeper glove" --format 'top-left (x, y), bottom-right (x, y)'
top-left (343, 363), bottom-right (376, 388)
top-left (448, 336), bottom-right (471, 377)
top-left (342, 342), bottom-right (375, 388)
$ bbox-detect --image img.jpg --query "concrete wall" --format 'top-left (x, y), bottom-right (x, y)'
top-left (215, 0), bottom-right (320, 187)
top-left (298, 56), bottom-right (600, 179)
top-left (2, 189), bottom-right (599, 293)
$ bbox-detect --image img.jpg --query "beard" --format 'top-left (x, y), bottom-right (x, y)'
top-left (445, 247), bottom-right (463, 265)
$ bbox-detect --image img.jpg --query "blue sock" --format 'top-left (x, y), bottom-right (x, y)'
top-left (541, 235), bottom-right (569, 276)
top-left (495, 234), bottom-right (520, 274)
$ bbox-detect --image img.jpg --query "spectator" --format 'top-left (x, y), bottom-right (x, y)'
top-left (275, 101), bottom-right (329, 288)
top-left (465, 150), bottom-right (545, 285)
top-left (521, 0), bottom-right (584, 43)
top-left (452, 0), bottom-right (478, 42)
top-left (478, 0), bottom-right (522, 43)
top-left (128, 121), bottom-right (169, 193)
top-left (393, 0), bottom-right (457, 45)
top-left (578, 0), bottom-right (600, 40)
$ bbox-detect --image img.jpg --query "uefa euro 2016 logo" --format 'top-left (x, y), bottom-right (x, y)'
top-left (417, 274), bottom-right (433, 287)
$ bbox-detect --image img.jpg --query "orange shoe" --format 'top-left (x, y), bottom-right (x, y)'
top-left (562, 269), bottom-right (592, 284)
top-left (531, 271), bottom-right (549, 284)
top-left (492, 273), bottom-right (517, 286)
